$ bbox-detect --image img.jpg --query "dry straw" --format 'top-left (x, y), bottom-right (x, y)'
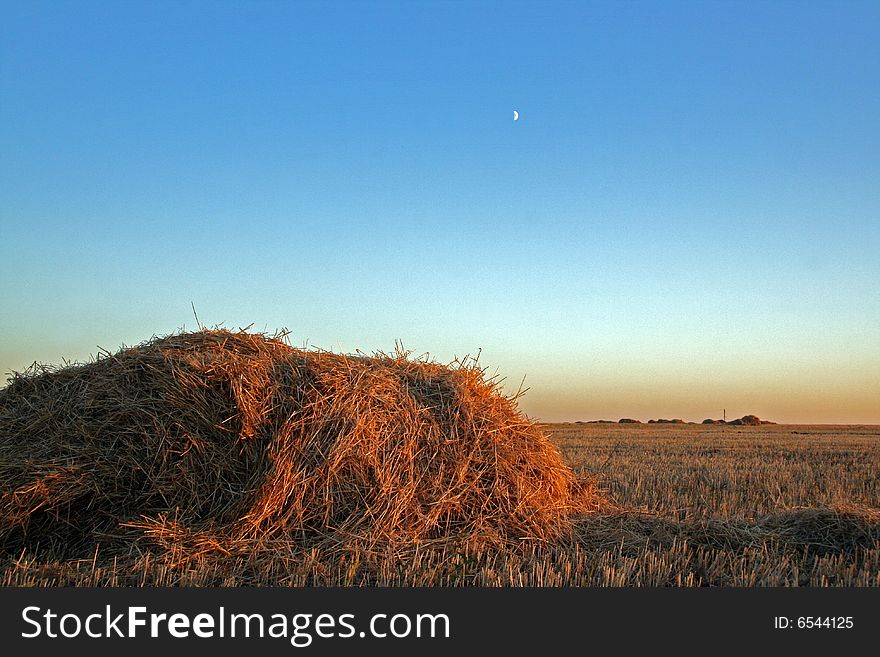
top-left (0, 330), bottom-right (597, 568)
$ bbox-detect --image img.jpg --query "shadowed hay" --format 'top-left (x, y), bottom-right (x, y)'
top-left (0, 330), bottom-right (597, 567)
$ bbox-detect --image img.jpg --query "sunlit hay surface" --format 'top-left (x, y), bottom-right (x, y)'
top-left (0, 330), bottom-right (596, 570)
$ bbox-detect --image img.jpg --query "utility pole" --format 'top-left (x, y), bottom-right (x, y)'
top-left (723, 408), bottom-right (726, 423)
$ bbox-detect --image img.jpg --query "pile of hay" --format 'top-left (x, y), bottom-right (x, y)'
top-left (0, 330), bottom-right (595, 565)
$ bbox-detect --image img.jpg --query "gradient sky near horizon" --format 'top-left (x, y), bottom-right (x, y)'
top-left (2, 1), bottom-right (879, 423)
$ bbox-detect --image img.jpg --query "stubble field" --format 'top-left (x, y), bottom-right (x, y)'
top-left (543, 422), bottom-right (880, 586)
top-left (549, 423), bottom-right (880, 519)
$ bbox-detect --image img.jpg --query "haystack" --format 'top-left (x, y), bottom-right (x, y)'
top-left (0, 330), bottom-right (594, 563)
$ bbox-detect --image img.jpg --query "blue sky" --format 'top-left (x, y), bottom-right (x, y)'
top-left (2, 0), bottom-right (879, 422)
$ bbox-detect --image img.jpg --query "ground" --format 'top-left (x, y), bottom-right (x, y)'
top-left (547, 423), bottom-right (880, 519)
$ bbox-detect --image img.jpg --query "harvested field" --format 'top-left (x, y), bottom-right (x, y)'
top-left (550, 422), bottom-right (880, 518)
top-left (1, 334), bottom-right (878, 586)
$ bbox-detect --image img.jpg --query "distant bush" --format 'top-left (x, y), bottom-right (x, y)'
top-left (727, 415), bottom-right (763, 426)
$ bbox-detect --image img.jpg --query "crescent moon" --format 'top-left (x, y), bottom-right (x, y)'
top-left (513, 110), bottom-right (519, 121)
